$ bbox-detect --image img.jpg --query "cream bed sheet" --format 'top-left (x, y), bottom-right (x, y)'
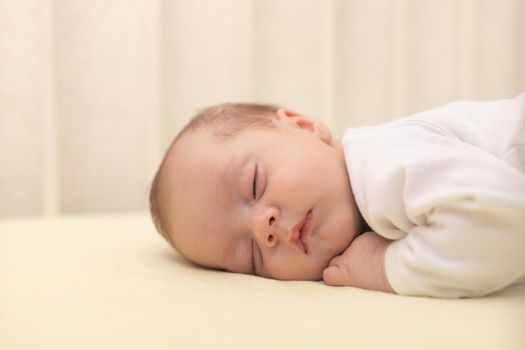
top-left (1, 213), bottom-right (524, 350)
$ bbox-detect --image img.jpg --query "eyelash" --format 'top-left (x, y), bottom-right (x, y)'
top-left (252, 164), bottom-right (258, 199)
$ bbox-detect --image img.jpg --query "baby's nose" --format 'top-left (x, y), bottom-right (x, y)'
top-left (252, 205), bottom-right (280, 248)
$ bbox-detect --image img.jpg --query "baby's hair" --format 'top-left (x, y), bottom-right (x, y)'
top-left (149, 103), bottom-right (280, 246)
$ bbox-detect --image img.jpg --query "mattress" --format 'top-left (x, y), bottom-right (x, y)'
top-left (1, 213), bottom-right (524, 349)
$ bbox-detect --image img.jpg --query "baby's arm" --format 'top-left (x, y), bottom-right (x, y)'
top-left (323, 231), bottom-right (394, 293)
top-left (384, 195), bottom-right (525, 298)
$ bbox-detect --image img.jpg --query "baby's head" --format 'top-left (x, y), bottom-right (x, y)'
top-left (150, 103), bottom-right (363, 280)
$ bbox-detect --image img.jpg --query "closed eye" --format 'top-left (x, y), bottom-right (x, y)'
top-left (252, 163), bottom-right (258, 199)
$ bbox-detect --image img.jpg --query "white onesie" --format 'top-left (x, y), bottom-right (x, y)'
top-left (343, 93), bottom-right (525, 298)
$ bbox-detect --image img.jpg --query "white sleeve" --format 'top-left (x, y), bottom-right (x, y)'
top-left (382, 137), bottom-right (525, 298)
top-left (385, 193), bottom-right (525, 298)
top-left (345, 122), bottom-right (525, 298)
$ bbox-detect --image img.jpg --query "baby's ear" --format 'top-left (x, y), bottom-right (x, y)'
top-left (275, 108), bottom-right (333, 145)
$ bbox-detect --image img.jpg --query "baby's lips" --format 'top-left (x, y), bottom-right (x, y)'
top-left (290, 210), bottom-right (311, 254)
top-left (289, 209), bottom-right (312, 254)
top-left (300, 209), bottom-right (314, 253)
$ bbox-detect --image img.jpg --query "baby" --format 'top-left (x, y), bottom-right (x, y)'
top-left (150, 94), bottom-right (525, 298)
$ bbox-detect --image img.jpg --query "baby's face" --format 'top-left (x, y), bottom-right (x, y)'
top-left (162, 110), bottom-right (362, 280)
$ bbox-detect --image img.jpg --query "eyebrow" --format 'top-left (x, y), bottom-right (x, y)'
top-left (225, 152), bottom-right (251, 200)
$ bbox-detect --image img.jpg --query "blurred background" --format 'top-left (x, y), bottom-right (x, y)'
top-left (0, 0), bottom-right (524, 218)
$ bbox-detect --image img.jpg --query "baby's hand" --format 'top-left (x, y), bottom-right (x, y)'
top-left (323, 231), bottom-right (394, 293)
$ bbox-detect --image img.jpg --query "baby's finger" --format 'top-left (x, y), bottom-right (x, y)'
top-left (323, 265), bottom-right (344, 286)
top-left (327, 255), bottom-right (342, 267)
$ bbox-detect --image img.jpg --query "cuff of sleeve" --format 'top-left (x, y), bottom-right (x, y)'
top-left (384, 240), bottom-right (429, 297)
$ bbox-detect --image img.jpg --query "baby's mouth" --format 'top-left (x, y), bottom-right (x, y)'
top-left (291, 210), bottom-right (314, 254)
top-left (300, 210), bottom-right (313, 253)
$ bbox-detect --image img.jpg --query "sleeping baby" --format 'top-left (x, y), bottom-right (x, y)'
top-left (149, 94), bottom-right (525, 298)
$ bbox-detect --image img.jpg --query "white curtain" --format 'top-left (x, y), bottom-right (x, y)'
top-left (1, 0), bottom-right (524, 217)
